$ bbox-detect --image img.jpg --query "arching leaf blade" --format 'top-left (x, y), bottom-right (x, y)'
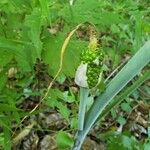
top-left (74, 40), bottom-right (150, 149)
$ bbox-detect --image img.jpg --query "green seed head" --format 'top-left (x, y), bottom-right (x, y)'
top-left (86, 63), bottom-right (101, 88)
top-left (80, 44), bottom-right (104, 89)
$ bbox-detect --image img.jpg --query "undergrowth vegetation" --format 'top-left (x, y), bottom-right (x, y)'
top-left (0, 0), bottom-right (150, 150)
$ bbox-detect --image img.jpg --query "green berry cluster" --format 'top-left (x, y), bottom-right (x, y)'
top-left (80, 47), bottom-right (104, 88)
top-left (87, 63), bottom-right (101, 88)
top-left (80, 48), bottom-right (97, 64)
top-left (80, 48), bottom-right (104, 64)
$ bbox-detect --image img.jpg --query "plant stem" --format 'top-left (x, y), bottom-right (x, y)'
top-left (72, 87), bottom-right (89, 150)
top-left (78, 87), bottom-right (89, 131)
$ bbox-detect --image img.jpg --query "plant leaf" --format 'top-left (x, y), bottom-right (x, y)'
top-left (100, 68), bottom-right (150, 120)
top-left (74, 40), bottom-right (150, 149)
top-left (25, 8), bottom-right (43, 58)
top-left (56, 131), bottom-right (74, 149)
top-left (42, 33), bottom-right (87, 77)
top-left (0, 38), bottom-right (33, 72)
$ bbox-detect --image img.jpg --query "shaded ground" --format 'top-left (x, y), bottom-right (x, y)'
top-left (11, 59), bottom-right (150, 150)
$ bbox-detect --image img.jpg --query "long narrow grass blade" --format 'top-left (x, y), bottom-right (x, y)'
top-left (74, 40), bottom-right (150, 149)
top-left (78, 87), bottom-right (89, 131)
top-left (100, 69), bottom-right (150, 119)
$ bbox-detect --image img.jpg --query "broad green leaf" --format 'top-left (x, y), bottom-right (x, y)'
top-left (111, 109), bottom-right (117, 119)
top-left (15, 45), bottom-right (36, 72)
top-left (121, 102), bottom-right (132, 113)
top-left (2, 12), bottom-right (23, 38)
top-left (9, 0), bottom-right (31, 12)
top-left (39, 0), bottom-right (49, 22)
top-left (71, 117), bottom-right (78, 129)
top-left (0, 37), bottom-right (22, 52)
top-left (42, 34), bottom-right (62, 76)
top-left (105, 133), bottom-right (141, 150)
top-left (0, 104), bottom-right (19, 112)
top-left (45, 89), bottom-right (59, 108)
top-left (117, 116), bottom-right (126, 125)
top-left (62, 91), bottom-right (75, 103)
top-left (0, 50), bottom-right (13, 68)
top-left (56, 131), bottom-right (74, 149)
top-left (25, 8), bottom-right (43, 58)
top-left (74, 41), bottom-right (150, 149)
top-left (57, 102), bottom-right (70, 122)
top-left (0, 38), bottom-right (33, 72)
top-left (45, 89), bottom-right (71, 121)
top-left (42, 33), bottom-right (87, 77)
top-left (60, 0), bottom-right (123, 27)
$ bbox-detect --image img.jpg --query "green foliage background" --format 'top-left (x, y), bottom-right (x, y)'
top-left (0, 0), bottom-right (150, 149)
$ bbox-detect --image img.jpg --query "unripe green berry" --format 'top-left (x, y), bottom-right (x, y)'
top-left (79, 46), bottom-right (104, 89)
